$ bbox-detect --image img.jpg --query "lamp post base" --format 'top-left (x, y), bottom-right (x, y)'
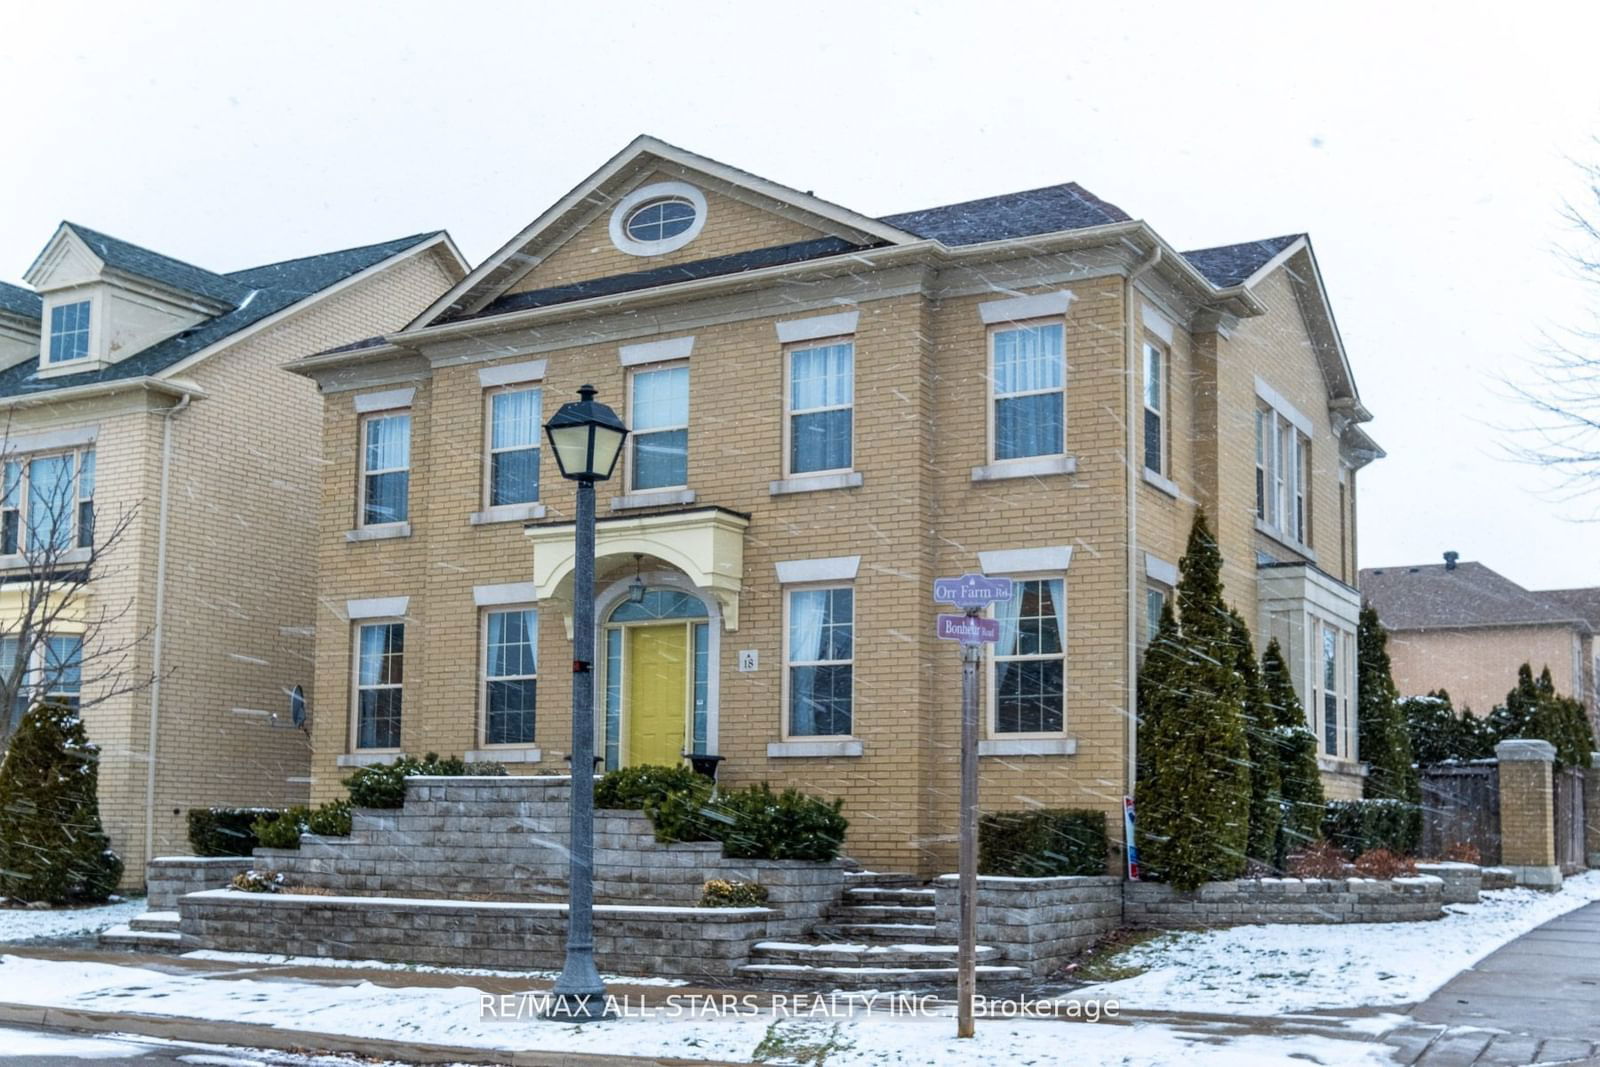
top-left (540, 992), bottom-right (616, 1021)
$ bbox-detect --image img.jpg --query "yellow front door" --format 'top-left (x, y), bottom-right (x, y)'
top-left (626, 624), bottom-right (688, 767)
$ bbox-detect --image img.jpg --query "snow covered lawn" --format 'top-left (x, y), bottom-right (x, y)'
top-left (0, 897), bottom-right (144, 944)
top-left (1073, 871), bottom-right (1600, 1015)
top-left (0, 954), bottom-right (1389, 1065)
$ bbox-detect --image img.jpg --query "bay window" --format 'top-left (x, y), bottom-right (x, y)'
top-left (991, 322), bottom-right (1065, 461)
top-left (1255, 402), bottom-right (1311, 547)
top-left (991, 577), bottom-right (1066, 735)
top-left (630, 364), bottom-right (689, 490)
top-left (786, 586), bottom-right (853, 737)
top-left (787, 341), bottom-right (853, 475)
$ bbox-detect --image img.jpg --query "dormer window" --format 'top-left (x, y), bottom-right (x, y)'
top-left (48, 300), bottom-right (91, 364)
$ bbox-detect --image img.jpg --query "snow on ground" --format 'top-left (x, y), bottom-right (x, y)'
top-left (0, 897), bottom-right (145, 943)
top-left (0, 954), bottom-right (1387, 1065)
top-left (1073, 871), bottom-right (1600, 1015)
top-left (181, 948), bottom-right (689, 986)
top-left (0, 1025), bottom-right (157, 1058)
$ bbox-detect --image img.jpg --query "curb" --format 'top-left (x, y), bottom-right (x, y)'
top-left (0, 1002), bottom-right (746, 1066)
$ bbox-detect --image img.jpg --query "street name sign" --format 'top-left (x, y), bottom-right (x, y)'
top-left (936, 614), bottom-right (1001, 645)
top-left (932, 574), bottom-right (1014, 607)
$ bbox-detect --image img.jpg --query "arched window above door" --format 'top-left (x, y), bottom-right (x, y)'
top-left (607, 589), bottom-right (708, 624)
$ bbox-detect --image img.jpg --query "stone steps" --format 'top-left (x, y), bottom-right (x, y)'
top-left (749, 941), bottom-right (1002, 967)
top-left (820, 921), bottom-right (938, 942)
top-left (98, 923), bottom-right (182, 952)
top-left (129, 911), bottom-right (180, 933)
top-left (826, 903), bottom-right (936, 923)
top-left (737, 962), bottom-right (1026, 988)
top-left (842, 871), bottom-right (924, 889)
top-left (841, 887), bottom-right (935, 904)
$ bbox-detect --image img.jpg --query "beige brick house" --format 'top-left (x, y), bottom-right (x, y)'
top-left (288, 136), bottom-right (1381, 873)
top-left (1361, 556), bottom-right (1597, 717)
top-left (0, 222), bottom-right (465, 884)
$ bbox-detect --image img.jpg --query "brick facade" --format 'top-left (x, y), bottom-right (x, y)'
top-left (296, 147), bottom-right (1377, 874)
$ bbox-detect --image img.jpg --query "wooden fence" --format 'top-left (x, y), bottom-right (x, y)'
top-left (1420, 762), bottom-right (1501, 865)
top-left (1556, 765), bottom-right (1586, 874)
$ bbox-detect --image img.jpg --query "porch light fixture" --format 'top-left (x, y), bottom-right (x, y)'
top-left (542, 384), bottom-right (628, 1021)
top-left (628, 554), bottom-right (647, 604)
top-left (544, 384), bottom-right (628, 482)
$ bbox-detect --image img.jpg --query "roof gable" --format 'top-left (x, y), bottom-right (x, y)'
top-left (0, 232), bottom-right (449, 401)
top-left (409, 135), bottom-right (918, 328)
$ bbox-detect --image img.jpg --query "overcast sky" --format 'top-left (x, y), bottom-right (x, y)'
top-left (3, 1), bottom-right (1598, 589)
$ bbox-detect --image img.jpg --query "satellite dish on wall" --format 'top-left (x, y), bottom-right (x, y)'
top-left (290, 685), bottom-right (307, 730)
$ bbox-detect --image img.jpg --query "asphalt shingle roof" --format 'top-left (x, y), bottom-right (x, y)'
top-left (450, 235), bottom-right (871, 324)
top-left (1360, 561), bottom-right (1591, 632)
top-left (62, 223), bottom-right (251, 306)
top-left (0, 232), bottom-right (440, 399)
top-left (1181, 235), bottom-right (1303, 287)
top-left (1542, 587), bottom-right (1600, 630)
top-left (0, 282), bottom-right (40, 321)
top-left (879, 182), bottom-right (1131, 245)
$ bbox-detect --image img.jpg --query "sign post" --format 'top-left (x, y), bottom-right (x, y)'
top-left (934, 573), bottom-right (1012, 1040)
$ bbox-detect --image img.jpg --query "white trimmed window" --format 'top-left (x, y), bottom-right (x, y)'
top-left (482, 607), bottom-right (537, 746)
top-left (485, 387), bottom-right (540, 507)
top-left (1145, 585), bottom-right (1167, 645)
top-left (1, 633), bottom-right (82, 734)
top-left (1, 447), bottom-right (95, 555)
top-left (989, 577), bottom-right (1066, 735)
top-left (1311, 618), bottom-right (1355, 759)
top-left (785, 585), bottom-right (854, 737)
top-left (1255, 404), bottom-right (1310, 546)
top-left (786, 341), bottom-right (853, 475)
top-left (990, 322), bottom-right (1065, 461)
top-left (629, 364), bottom-right (689, 491)
top-left (360, 413), bottom-right (411, 526)
top-left (354, 621), bottom-right (403, 750)
top-left (1143, 340), bottom-right (1167, 476)
top-left (47, 300), bottom-right (91, 363)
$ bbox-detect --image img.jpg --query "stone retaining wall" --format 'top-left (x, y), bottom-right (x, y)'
top-left (1480, 866), bottom-right (1516, 891)
top-left (244, 776), bottom-right (844, 936)
top-left (1124, 876), bottom-right (1445, 926)
top-left (1413, 862), bottom-right (1482, 905)
top-left (146, 857), bottom-right (254, 910)
top-left (178, 889), bottom-right (769, 978)
top-left (932, 875), bottom-right (1121, 977)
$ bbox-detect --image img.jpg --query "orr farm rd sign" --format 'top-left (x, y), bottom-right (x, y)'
top-left (933, 574), bottom-right (1013, 646)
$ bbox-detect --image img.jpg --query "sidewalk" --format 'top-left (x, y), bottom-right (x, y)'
top-left (1382, 900), bottom-right (1600, 1065)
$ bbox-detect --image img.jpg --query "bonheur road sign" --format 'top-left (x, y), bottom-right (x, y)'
top-left (933, 574), bottom-right (1014, 606)
top-left (937, 613), bottom-right (1001, 644)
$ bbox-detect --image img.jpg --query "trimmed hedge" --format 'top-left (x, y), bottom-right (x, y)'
top-left (978, 809), bottom-right (1109, 877)
top-left (251, 807), bottom-right (309, 850)
top-left (342, 752), bottom-right (504, 809)
top-left (642, 780), bottom-right (849, 862)
top-left (187, 807), bottom-right (282, 857)
top-left (594, 764), bottom-right (704, 810)
top-left (306, 799), bottom-right (352, 837)
top-left (1321, 798), bottom-right (1421, 857)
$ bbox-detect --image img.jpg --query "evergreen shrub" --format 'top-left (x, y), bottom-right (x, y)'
top-left (700, 879), bottom-right (769, 907)
top-left (978, 809), bottom-right (1108, 877)
top-left (342, 753), bottom-right (503, 809)
top-left (594, 764), bottom-right (704, 810)
top-left (1321, 798), bottom-right (1421, 857)
top-left (187, 807), bottom-right (281, 856)
top-left (0, 702), bottom-right (124, 903)
top-left (647, 781), bottom-right (849, 862)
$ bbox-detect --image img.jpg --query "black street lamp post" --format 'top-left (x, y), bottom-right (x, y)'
top-left (543, 384), bottom-right (628, 1019)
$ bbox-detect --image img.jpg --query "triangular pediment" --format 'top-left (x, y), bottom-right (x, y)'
top-left (407, 135), bottom-right (917, 328)
top-left (23, 226), bottom-right (105, 293)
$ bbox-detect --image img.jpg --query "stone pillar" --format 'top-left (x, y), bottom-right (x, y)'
top-left (1496, 740), bottom-right (1561, 889)
top-left (1585, 752), bottom-right (1600, 869)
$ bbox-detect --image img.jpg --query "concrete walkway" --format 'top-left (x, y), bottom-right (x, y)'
top-left (1384, 900), bottom-right (1600, 1065)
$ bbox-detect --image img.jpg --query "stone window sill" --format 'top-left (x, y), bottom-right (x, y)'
top-left (769, 471), bottom-right (863, 496)
top-left (979, 737), bottom-right (1077, 757)
top-left (0, 546), bottom-right (90, 569)
top-left (1317, 755), bottom-right (1368, 776)
top-left (1142, 469), bottom-right (1180, 499)
top-left (971, 454), bottom-right (1077, 483)
top-left (467, 747), bottom-right (541, 764)
top-left (469, 503), bottom-right (545, 526)
top-left (1254, 518), bottom-right (1317, 563)
top-left (336, 751), bottom-right (399, 767)
top-left (611, 489), bottom-right (697, 511)
top-left (767, 739), bottom-right (864, 758)
top-left (345, 523), bottom-right (411, 543)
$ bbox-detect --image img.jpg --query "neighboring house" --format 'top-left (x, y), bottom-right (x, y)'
top-left (0, 222), bottom-right (465, 885)
top-left (288, 135), bottom-right (1381, 874)
top-left (1361, 555), bottom-right (1597, 717)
